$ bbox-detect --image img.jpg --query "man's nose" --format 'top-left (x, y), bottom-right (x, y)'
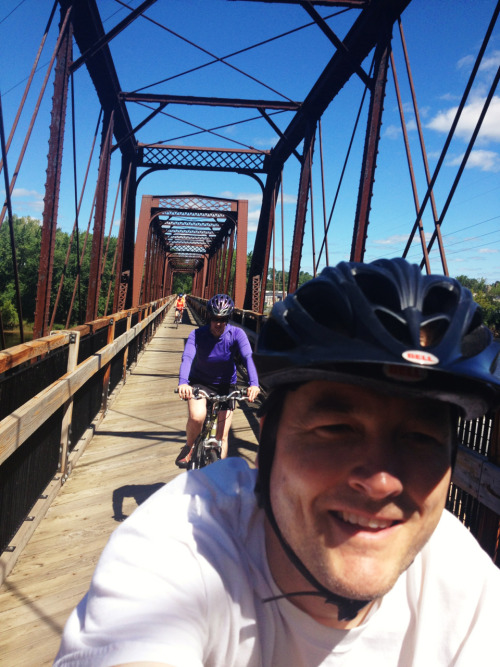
top-left (348, 468), bottom-right (404, 500)
top-left (347, 441), bottom-right (404, 500)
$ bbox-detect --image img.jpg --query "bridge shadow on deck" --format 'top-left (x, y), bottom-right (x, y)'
top-left (0, 306), bottom-right (259, 667)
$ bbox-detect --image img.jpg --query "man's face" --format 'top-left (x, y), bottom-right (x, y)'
top-left (267, 380), bottom-right (453, 607)
top-left (209, 316), bottom-right (228, 338)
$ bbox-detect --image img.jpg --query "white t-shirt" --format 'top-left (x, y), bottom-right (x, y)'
top-left (54, 458), bottom-right (500, 666)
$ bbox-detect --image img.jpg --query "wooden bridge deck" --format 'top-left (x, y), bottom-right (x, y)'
top-left (0, 307), bottom-right (260, 666)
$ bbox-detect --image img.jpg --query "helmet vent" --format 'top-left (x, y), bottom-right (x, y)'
top-left (461, 324), bottom-right (491, 358)
top-left (352, 273), bottom-right (401, 312)
top-left (375, 308), bottom-right (411, 345)
top-left (419, 318), bottom-right (448, 347)
top-left (261, 317), bottom-right (297, 351)
top-left (295, 283), bottom-right (352, 335)
top-left (423, 284), bottom-right (459, 316)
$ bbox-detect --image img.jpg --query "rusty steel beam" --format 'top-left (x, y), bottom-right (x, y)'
top-left (70, 0), bottom-right (158, 73)
top-left (244, 170), bottom-right (281, 311)
top-left (299, 1), bottom-right (372, 88)
top-left (59, 0), bottom-right (136, 159)
top-left (350, 33), bottom-right (391, 263)
top-left (288, 123), bottom-right (316, 293)
top-left (234, 201), bottom-right (248, 310)
top-left (268, 0), bottom-right (411, 171)
top-left (119, 92), bottom-right (300, 110)
top-left (86, 111), bottom-right (114, 321)
top-left (34, 14), bottom-right (72, 340)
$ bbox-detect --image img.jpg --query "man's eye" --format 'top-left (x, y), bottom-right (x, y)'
top-left (316, 423), bottom-right (352, 435)
top-left (403, 432), bottom-right (442, 447)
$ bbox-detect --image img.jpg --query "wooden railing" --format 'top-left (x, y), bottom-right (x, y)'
top-left (0, 297), bottom-right (173, 585)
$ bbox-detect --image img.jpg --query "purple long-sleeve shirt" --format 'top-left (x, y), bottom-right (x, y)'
top-left (179, 323), bottom-right (259, 387)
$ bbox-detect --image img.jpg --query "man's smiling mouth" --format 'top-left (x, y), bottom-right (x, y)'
top-left (332, 511), bottom-right (399, 530)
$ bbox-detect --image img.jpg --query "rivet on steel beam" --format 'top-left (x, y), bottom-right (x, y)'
top-left (25, 516), bottom-right (35, 521)
top-left (39, 495), bottom-right (48, 499)
top-left (5, 546), bottom-right (15, 552)
top-left (69, 332), bottom-right (77, 344)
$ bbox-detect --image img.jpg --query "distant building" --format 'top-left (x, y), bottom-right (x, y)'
top-left (264, 290), bottom-right (286, 308)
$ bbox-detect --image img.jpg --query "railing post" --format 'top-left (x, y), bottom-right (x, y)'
top-left (102, 318), bottom-right (115, 413)
top-left (477, 410), bottom-right (500, 563)
top-left (59, 330), bottom-right (80, 479)
top-left (122, 311), bottom-right (132, 383)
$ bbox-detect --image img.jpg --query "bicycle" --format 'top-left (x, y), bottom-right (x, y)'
top-left (174, 308), bottom-right (183, 328)
top-left (175, 387), bottom-right (249, 469)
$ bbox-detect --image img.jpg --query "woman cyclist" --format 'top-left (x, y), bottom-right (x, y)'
top-left (176, 294), bottom-right (260, 467)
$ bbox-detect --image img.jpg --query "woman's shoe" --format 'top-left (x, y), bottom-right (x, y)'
top-left (175, 444), bottom-right (192, 468)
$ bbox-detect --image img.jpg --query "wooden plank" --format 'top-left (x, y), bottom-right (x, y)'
top-left (0, 333), bottom-right (70, 374)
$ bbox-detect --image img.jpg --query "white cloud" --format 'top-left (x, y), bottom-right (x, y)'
top-left (252, 136), bottom-right (277, 147)
top-left (447, 149), bottom-right (500, 172)
top-left (406, 118), bottom-right (417, 131)
top-left (9, 187), bottom-right (44, 212)
top-left (384, 124), bottom-right (401, 139)
top-left (479, 248), bottom-right (498, 254)
top-left (479, 50), bottom-right (500, 74)
top-left (219, 189), bottom-right (296, 206)
top-left (373, 234), bottom-right (410, 246)
top-left (427, 95), bottom-right (500, 143)
top-left (373, 232), bottom-right (432, 246)
top-left (457, 54), bottom-right (475, 70)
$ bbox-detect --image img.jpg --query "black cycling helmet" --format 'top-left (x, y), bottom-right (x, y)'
top-left (207, 293), bottom-right (235, 318)
top-left (255, 258), bottom-right (500, 420)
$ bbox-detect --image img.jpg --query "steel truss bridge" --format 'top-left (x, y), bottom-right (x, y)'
top-left (0, 1), bottom-right (500, 662)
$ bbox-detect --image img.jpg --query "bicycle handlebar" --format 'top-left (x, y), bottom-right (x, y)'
top-left (174, 387), bottom-right (249, 402)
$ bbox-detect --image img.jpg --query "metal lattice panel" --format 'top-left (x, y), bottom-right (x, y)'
top-left (140, 145), bottom-right (268, 172)
top-left (158, 196), bottom-right (234, 211)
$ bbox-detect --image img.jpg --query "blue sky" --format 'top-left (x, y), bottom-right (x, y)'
top-left (1, 0), bottom-right (499, 282)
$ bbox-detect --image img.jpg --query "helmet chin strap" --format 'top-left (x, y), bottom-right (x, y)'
top-left (262, 500), bottom-right (371, 622)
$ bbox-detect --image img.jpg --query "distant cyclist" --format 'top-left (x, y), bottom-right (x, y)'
top-left (174, 294), bottom-right (185, 323)
top-left (176, 293), bottom-right (260, 467)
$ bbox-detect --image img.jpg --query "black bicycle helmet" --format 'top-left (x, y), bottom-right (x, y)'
top-left (254, 258), bottom-right (500, 621)
top-left (255, 258), bottom-right (500, 420)
top-left (207, 293), bottom-right (235, 318)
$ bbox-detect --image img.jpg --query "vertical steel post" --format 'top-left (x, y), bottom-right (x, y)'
top-left (234, 200), bottom-right (248, 310)
top-left (244, 170), bottom-right (281, 311)
top-left (288, 122), bottom-right (316, 295)
top-left (113, 156), bottom-right (136, 312)
top-left (350, 33), bottom-right (391, 263)
top-left (33, 14), bottom-right (72, 339)
top-left (86, 110), bottom-right (114, 321)
top-left (224, 227), bottom-right (236, 295)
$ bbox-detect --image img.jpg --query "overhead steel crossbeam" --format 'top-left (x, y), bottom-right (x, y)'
top-left (139, 144), bottom-right (270, 173)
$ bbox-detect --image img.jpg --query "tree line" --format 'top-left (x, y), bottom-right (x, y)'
top-left (0, 215), bottom-right (117, 329)
top-left (5, 217), bottom-right (497, 334)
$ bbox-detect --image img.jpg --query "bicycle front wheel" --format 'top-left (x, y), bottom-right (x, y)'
top-left (203, 448), bottom-right (219, 466)
top-left (188, 437), bottom-right (204, 470)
